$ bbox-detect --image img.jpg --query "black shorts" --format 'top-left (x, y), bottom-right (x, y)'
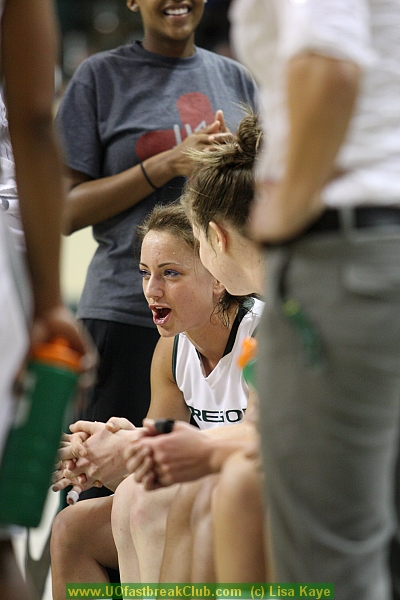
top-left (77, 319), bottom-right (160, 427)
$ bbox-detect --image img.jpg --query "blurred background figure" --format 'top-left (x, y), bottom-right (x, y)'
top-left (230, 0), bottom-right (400, 598)
top-left (56, 0), bottom-right (233, 82)
top-left (0, 0), bottom-right (95, 599)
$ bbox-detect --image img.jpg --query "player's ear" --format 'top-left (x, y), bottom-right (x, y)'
top-left (208, 221), bottom-right (228, 254)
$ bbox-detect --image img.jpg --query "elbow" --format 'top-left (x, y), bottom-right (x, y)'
top-left (61, 201), bottom-right (80, 235)
top-left (61, 210), bottom-right (81, 236)
top-left (325, 57), bottom-right (361, 103)
top-left (290, 52), bottom-right (361, 102)
top-left (61, 218), bottom-right (74, 236)
top-left (61, 181), bottom-right (86, 235)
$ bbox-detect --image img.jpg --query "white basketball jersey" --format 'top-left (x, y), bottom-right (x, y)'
top-left (173, 298), bottom-right (263, 430)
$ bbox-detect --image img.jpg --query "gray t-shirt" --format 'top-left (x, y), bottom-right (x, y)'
top-left (56, 41), bottom-right (259, 327)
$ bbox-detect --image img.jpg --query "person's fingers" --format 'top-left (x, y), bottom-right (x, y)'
top-left (207, 132), bottom-right (235, 146)
top-left (106, 416), bottom-right (135, 432)
top-left (141, 418), bottom-right (161, 436)
top-left (149, 461), bottom-right (175, 488)
top-left (126, 444), bottom-right (151, 474)
top-left (62, 467), bottom-right (87, 484)
top-left (200, 119), bottom-right (221, 134)
top-left (52, 468), bottom-right (64, 485)
top-left (52, 477), bottom-right (75, 492)
top-left (133, 452), bottom-right (154, 482)
top-left (123, 436), bottom-right (146, 462)
top-left (57, 437), bottom-right (87, 461)
top-left (66, 487), bottom-right (82, 505)
top-left (142, 471), bottom-right (160, 491)
top-left (214, 109), bottom-right (228, 132)
top-left (69, 420), bottom-right (100, 437)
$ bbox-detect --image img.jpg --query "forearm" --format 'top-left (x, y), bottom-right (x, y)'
top-left (63, 117), bottom-right (223, 234)
top-left (204, 421), bottom-right (257, 474)
top-left (13, 123), bottom-right (63, 313)
top-left (63, 149), bottom-right (180, 234)
top-left (2, 0), bottom-right (63, 315)
top-left (258, 53), bottom-right (361, 242)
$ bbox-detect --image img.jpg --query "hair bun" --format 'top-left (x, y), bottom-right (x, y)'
top-left (235, 112), bottom-right (263, 164)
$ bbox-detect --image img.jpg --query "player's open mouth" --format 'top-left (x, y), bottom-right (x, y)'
top-left (151, 306), bottom-right (172, 325)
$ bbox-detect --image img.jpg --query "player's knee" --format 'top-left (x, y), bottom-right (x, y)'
top-left (112, 476), bottom-right (136, 541)
top-left (129, 482), bottom-right (154, 527)
top-left (190, 476), bottom-right (218, 530)
top-left (51, 504), bottom-right (83, 558)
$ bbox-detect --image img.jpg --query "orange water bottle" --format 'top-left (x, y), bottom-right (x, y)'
top-left (0, 337), bottom-right (82, 527)
top-left (237, 336), bottom-right (258, 389)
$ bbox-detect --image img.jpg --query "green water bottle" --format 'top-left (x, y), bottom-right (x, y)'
top-left (0, 337), bottom-right (82, 527)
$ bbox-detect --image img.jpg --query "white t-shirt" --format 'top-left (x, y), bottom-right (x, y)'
top-left (0, 0), bottom-right (24, 248)
top-left (0, 216), bottom-right (29, 457)
top-left (230, 0), bottom-right (400, 207)
top-left (0, 0), bottom-right (30, 459)
top-left (0, 91), bottom-right (23, 249)
top-left (173, 298), bottom-right (263, 430)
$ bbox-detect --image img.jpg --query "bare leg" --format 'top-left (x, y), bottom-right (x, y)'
top-left (159, 480), bottom-right (205, 582)
top-left (213, 451), bottom-right (267, 582)
top-left (111, 476), bottom-right (140, 583)
top-left (112, 474), bottom-right (178, 583)
top-left (50, 495), bottom-right (117, 600)
top-left (0, 538), bottom-right (36, 600)
top-left (160, 455), bottom-right (267, 584)
top-left (190, 475), bottom-right (219, 582)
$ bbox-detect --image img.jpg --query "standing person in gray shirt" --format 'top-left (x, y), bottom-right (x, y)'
top-left (56, 0), bottom-right (259, 501)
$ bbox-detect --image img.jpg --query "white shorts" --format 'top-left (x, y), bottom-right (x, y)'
top-left (0, 212), bottom-right (30, 459)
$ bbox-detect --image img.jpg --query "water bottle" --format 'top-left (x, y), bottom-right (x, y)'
top-left (237, 336), bottom-right (258, 389)
top-left (0, 337), bottom-right (82, 527)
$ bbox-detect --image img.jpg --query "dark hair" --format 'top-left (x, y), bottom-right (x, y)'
top-left (181, 110), bottom-right (262, 239)
top-left (136, 202), bottom-right (250, 327)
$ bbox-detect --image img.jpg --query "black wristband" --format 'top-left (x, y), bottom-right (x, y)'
top-left (140, 161), bottom-right (159, 191)
top-left (154, 419), bottom-right (175, 434)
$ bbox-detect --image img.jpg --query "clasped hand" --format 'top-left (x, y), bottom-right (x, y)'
top-left (52, 417), bottom-right (145, 497)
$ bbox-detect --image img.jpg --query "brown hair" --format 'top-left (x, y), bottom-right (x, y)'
top-left (181, 110), bottom-right (262, 239)
top-left (136, 202), bottom-right (198, 252)
top-left (136, 202), bottom-right (250, 327)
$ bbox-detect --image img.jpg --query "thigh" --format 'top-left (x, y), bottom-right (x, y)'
top-left (112, 475), bottom-right (178, 583)
top-left (51, 495), bottom-right (117, 569)
top-left (213, 451), bottom-right (266, 582)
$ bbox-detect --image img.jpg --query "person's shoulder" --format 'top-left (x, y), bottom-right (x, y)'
top-left (74, 43), bottom-right (135, 73)
top-left (153, 336), bottom-right (175, 361)
top-left (67, 43), bottom-right (138, 89)
top-left (76, 48), bottom-right (112, 70)
top-left (196, 46), bottom-right (253, 75)
top-left (66, 48), bottom-right (111, 84)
